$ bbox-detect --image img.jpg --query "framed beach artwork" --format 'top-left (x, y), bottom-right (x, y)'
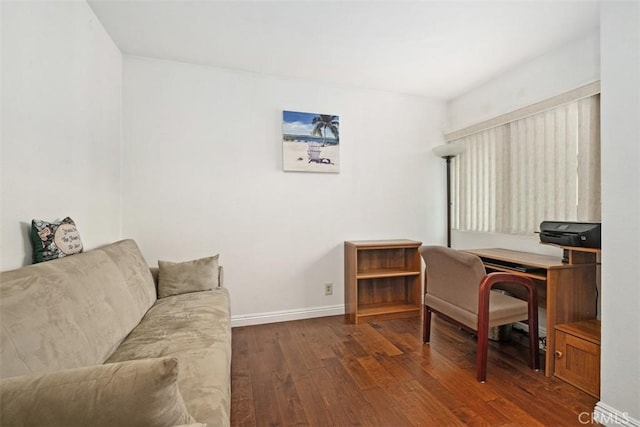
top-left (282, 110), bottom-right (340, 173)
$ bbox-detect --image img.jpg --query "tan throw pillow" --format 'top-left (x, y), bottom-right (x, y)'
top-left (0, 357), bottom-right (197, 427)
top-left (158, 255), bottom-right (219, 299)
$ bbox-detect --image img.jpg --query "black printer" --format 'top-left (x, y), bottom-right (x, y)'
top-left (539, 221), bottom-right (601, 249)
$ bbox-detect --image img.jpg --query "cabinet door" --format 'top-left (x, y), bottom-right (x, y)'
top-left (554, 330), bottom-right (600, 398)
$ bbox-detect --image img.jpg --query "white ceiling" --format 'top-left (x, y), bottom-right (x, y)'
top-left (88, 0), bottom-right (600, 100)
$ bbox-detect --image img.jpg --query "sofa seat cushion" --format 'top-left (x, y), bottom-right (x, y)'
top-left (0, 357), bottom-right (196, 427)
top-left (107, 289), bottom-right (231, 427)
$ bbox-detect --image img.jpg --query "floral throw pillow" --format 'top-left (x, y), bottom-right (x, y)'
top-left (30, 217), bottom-right (83, 263)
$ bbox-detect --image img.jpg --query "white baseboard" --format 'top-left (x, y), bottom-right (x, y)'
top-left (594, 402), bottom-right (640, 427)
top-left (231, 304), bottom-right (344, 327)
top-left (231, 310), bottom-right (548, 332)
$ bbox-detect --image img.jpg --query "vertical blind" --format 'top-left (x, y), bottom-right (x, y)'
top-left (450, 94), bottom-right (600, 235)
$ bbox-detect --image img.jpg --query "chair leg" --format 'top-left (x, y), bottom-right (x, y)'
top-left (476, 273), bottom-right (539, 381)
top-left (423, 306), bottom-right (432, 343)
top-left (476, 313), bottom-right (490, 382)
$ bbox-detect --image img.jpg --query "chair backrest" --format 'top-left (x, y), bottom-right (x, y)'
top-left (419, 246), bottom-right (487, 315)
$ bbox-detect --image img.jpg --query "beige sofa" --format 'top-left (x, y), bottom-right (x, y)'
top-left (0, 239), bottom-right (231, 427)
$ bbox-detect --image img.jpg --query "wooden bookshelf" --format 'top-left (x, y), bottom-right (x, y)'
top-left (344, 240), bottom-right (422, 324)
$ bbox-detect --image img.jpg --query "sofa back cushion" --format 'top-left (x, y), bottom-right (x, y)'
top-left (0, 240), bottom-right (156, 378)
top-left (96, 239), bottom-right (157, 315)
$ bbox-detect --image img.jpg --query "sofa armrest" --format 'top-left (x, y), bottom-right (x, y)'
top-left (150, 266), bottom-right (160, 294)
top-left (218, 265), bottom-right (224, 288)
top-left (0, 357), bottom-right (197, 427)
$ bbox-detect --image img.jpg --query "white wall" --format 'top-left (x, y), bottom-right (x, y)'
top-left (447, 31), bottom-right (600, 256)
top-left (447, 32), bottom-right (600, 131)
top-left (598, 2), bottom-right (640, 424)
top-left (0, 1), bottom-right (122, 270)
top-left (122, 56), bottom-right (447, 324)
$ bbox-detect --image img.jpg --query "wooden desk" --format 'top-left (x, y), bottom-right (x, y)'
top-left (465, 247), bottom-right (598, 377)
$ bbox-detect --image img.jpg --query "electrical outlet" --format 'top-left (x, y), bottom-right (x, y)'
top-left (324, 283), bottom-right (333, 296)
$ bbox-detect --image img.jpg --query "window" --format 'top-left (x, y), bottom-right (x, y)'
top-left (447, 84), bottom-right (600, 235)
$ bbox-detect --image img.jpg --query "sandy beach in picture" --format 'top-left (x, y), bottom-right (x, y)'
top-left (282, 140), bottom-right (340, 173)
top-left (282, 111), bottom-right (340, 173)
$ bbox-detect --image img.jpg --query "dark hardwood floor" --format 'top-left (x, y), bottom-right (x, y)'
top-left (231, 314), bottom-right (599, 426)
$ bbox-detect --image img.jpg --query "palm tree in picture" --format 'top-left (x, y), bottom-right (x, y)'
top-left (311, 115), bottom-right (339, 146)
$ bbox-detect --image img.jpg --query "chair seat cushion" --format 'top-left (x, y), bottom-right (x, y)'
top-left (426, 290), bottom-right (529, 330)
top-left (487, 291), bottom-right (530, 327)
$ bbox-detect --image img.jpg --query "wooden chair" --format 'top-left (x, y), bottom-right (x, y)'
top-left (419, 246), bottom-right (539, 382)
